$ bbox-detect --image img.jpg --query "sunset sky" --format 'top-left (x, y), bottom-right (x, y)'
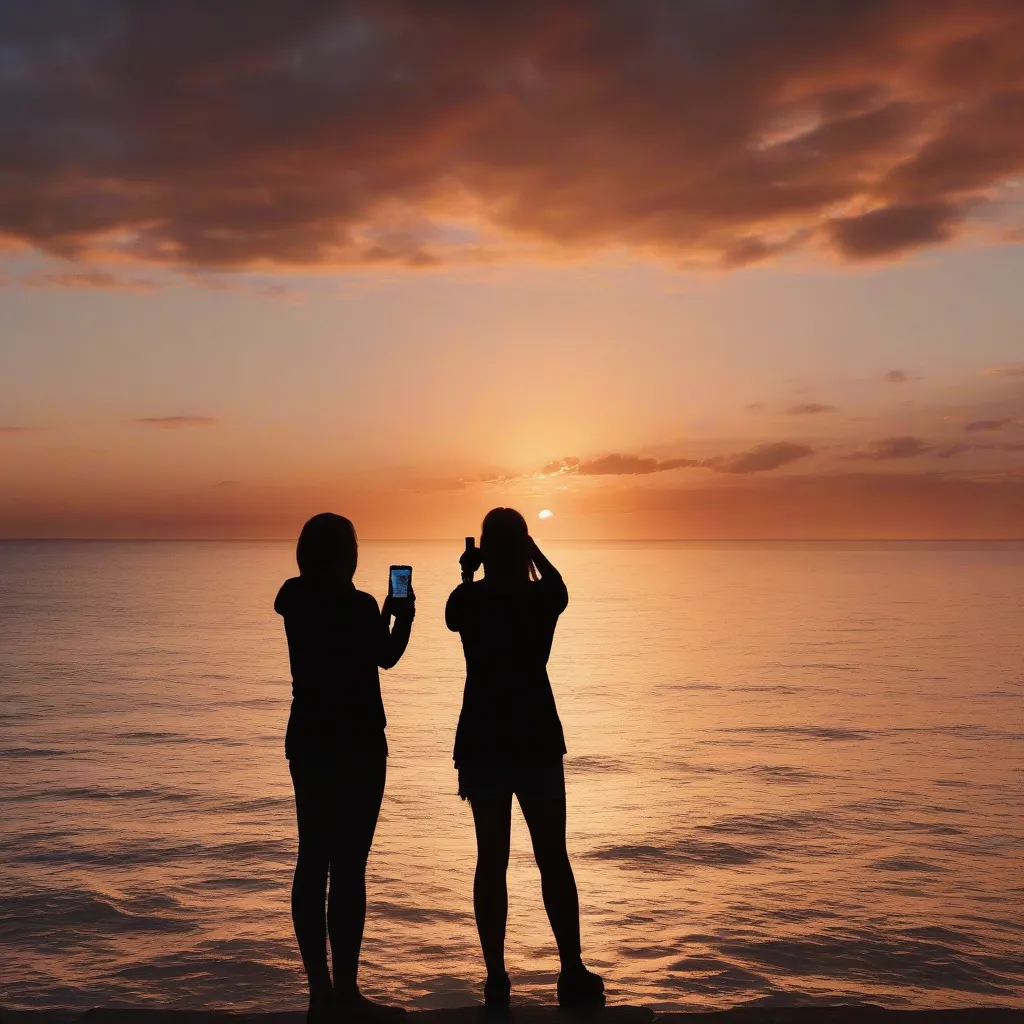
top-left (2, 0), bottom-right (1024, 538)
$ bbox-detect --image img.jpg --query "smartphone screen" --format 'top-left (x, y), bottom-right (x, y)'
top-left (389, 565), bottom-right (412, 598)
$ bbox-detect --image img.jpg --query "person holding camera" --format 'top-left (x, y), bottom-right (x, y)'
top-left (446, 507), bottom-right (605, 1010)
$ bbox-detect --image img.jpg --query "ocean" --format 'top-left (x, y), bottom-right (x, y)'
top-left (1, 539), bottom-right (1021, 1011)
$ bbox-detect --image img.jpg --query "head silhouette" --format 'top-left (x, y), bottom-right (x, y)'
top-left (296, 513), bottom-right (358, 581)
top-left (480, 507), bottom-right (537, 581)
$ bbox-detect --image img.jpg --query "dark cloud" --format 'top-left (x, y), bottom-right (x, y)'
top-left (1, 2), bottom-right (1023, 269)
top-left (0, 426), bottom-right (35, 434)
top-left (21, 269), bottom-right (157, 292)
top-left (745, 402), bottom-right (765, 412)
top-left (964, 418), bottom-right (1013, 432)
top-left (134, 416), bottom-right (217, 428)
top-left (711, 441), bottom-right (815, 475)
top-left (843, 435), bottom-right (932, 460)
top-left (786, 402), bottom-right (837, 415)
top-left (826, 202), bottom-right (960, 261)
top-left (541, 454), bottom-right (700, 477)
top-left (541, 442), bottom-right (813, 478)
top-left (884, 370), bottom-right (910, 383)
top-left (577, 453), bottom-right (701, 476)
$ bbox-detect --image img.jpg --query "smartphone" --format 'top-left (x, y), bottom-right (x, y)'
top-left (465, 536), bottom-right (475, 553)
top-left (389, 565), bottom-right (412, 599)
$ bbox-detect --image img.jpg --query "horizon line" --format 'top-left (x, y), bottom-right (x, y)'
top-left (4, 536), bottom-right (1024, 544)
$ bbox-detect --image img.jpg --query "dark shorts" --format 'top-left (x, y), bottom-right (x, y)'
top-left (457, 755), bottom-right (565, 803)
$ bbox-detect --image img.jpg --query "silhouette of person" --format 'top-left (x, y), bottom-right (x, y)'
top-left (275, 513), bottom-right (414, 1023)
top-left (446, 508), bottom-right (605, 1009)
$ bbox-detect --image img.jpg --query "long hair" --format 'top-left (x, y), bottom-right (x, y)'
top-left (480, 507), bottom-right (538, 581)
top-left (296, 513), bottom-right (358, 580)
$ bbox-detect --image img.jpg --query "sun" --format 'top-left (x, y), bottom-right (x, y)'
top-left (538, 509), bottom-right (553, 520)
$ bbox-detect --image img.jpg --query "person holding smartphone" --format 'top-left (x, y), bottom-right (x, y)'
top-left (275, 513), bottom-right (414, 1023)
top-left (445, 508), bottom-right (604, 1010)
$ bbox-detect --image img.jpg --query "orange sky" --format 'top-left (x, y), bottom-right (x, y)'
top-left (2, 1), bottom-right (1024, 538)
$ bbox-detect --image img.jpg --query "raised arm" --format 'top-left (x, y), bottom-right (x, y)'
top-left (529, 538), bottom-right (561, 580)
top-left (530, 538), bottom-right (568, 610)
top-left (377, 592), bottom-right (415, 669)
top-left (446, 542), bottom-right (481, 631)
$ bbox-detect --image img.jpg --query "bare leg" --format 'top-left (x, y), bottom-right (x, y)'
top-left (519, 790), bottom-right (604, 1007)
top-left (469, 795), bottom-right (513, 980)
top-left (517, 793), bottom-right (582, 970)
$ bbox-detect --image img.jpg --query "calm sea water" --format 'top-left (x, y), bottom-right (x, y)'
top-left (1, 540), bottom-right (1022, 1011)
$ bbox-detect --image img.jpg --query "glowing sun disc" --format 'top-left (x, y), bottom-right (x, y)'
top-left (538, 509), bottom-right (554, 519)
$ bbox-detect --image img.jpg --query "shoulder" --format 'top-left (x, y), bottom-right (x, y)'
top-left (274, 576), bottom-right (302, 615)
top-left (354, 589), bottom-right (381, 614)
top-left (446, 583), bottom-right (469, 617)
top-left (445, 580), bottom-right (475, 629)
